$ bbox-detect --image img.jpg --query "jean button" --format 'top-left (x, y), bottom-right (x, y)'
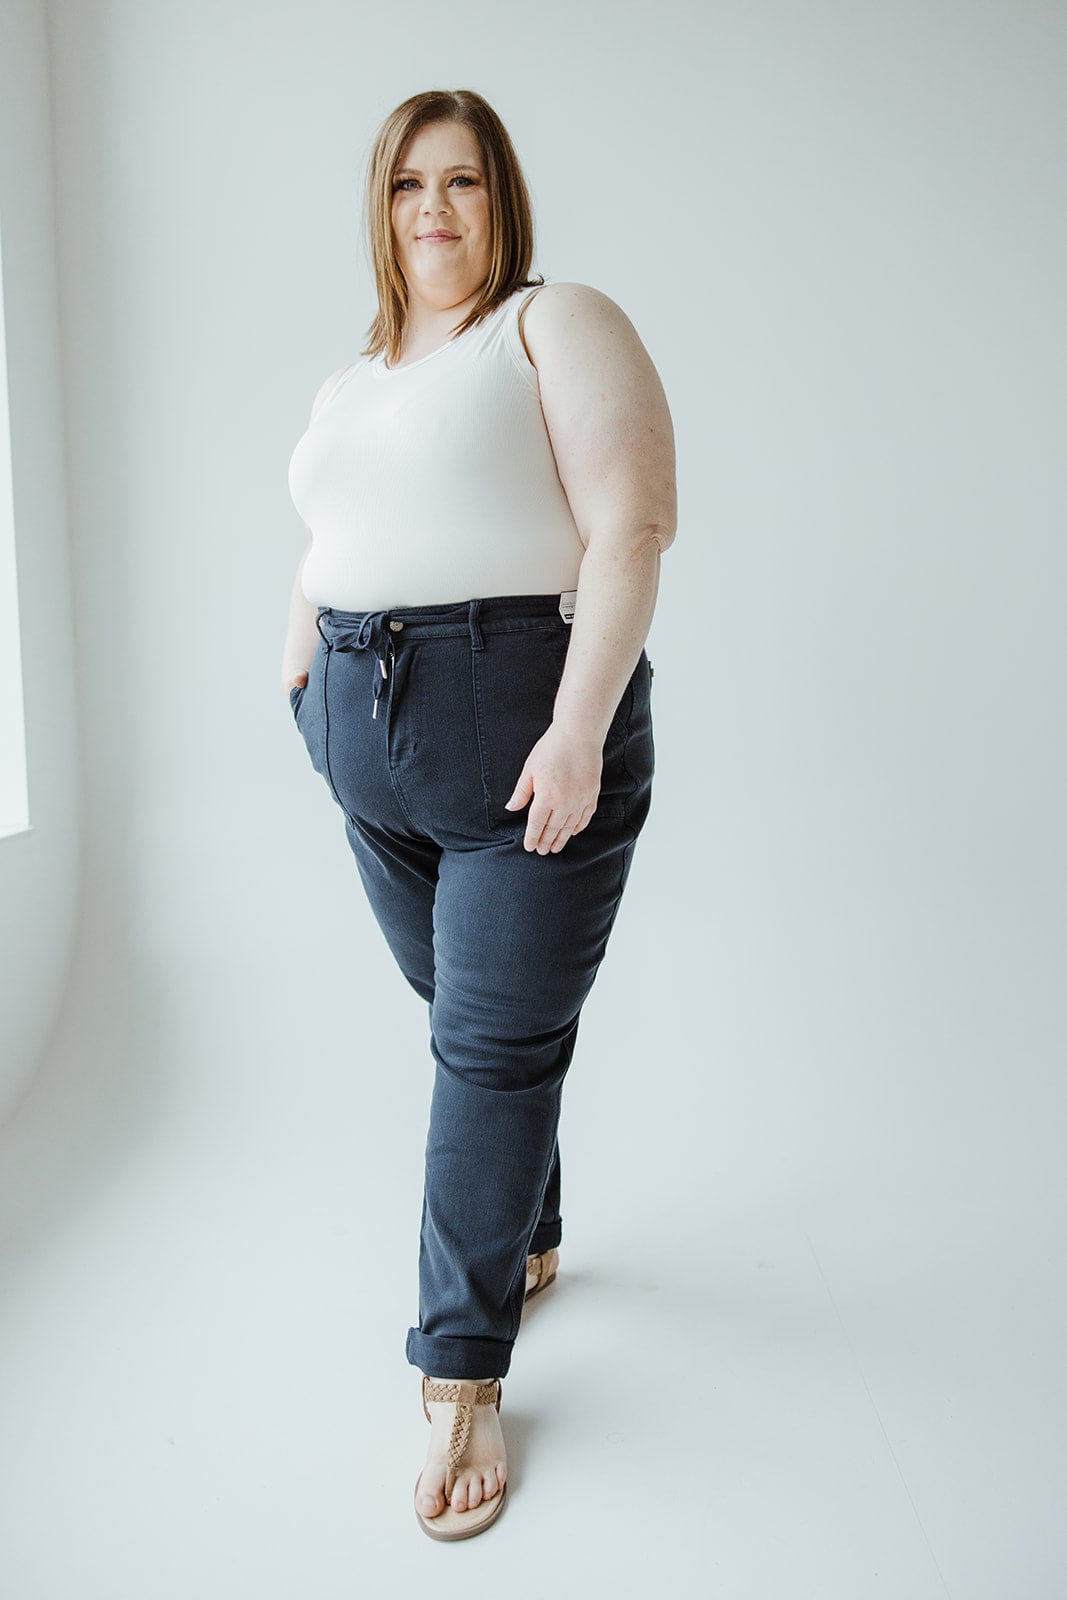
top-left (389, 620), bottom-right (404, 631)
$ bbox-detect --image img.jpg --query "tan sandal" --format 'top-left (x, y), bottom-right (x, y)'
top-left (524, 1248), bottom-right (558, 1300)
top-left (414, 1377), bottom-right (508, 1541)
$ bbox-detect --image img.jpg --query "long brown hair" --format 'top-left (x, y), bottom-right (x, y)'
top-left (361, 89), bottom-right (544, 365)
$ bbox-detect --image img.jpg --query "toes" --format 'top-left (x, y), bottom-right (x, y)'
top-left (417, 1485), bottom-right (444, 1516)
top-left (451, 1470), bottom-right (486, 1512)
top-left (416, 1469), bottom-right (445, 1517)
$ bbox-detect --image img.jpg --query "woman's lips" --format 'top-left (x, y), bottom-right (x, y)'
top-left (419, 233), bottom-right (459, 242)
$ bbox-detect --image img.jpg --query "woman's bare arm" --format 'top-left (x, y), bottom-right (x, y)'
top-left (281, 535), bottom-right (319, 692)
top-left (501, 282), bottom-right (677, 853)
top-left (280, 365), bottom-right (351, 692)
top-left (523, 281), bottom-right (676, 743)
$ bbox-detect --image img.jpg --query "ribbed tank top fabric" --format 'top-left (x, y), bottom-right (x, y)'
top-left (287, 284), bottom-right (586, 611)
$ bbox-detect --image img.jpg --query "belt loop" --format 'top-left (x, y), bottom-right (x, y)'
top-left (468, 597), bottom-right (484, 651)
top-left (315, 607), bottom-right (329, 644)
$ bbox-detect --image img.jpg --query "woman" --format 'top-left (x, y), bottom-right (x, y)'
top-left (282, 88), bottom-right (676, 1541)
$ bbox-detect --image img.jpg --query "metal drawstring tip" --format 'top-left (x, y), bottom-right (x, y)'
top-left (378, 656), bottom-right (388, 680)
top-left (372, 699), bottom-right (379, 719)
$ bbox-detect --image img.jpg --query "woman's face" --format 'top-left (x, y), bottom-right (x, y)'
top-left (390, 120), bottom-right (492, 303)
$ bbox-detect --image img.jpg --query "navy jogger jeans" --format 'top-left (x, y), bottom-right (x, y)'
top-left (289, 592), bottom-right (654, 1379)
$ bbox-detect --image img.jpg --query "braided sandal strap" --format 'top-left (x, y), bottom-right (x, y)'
top-left (421, 1377), bottom-right (503, 1502)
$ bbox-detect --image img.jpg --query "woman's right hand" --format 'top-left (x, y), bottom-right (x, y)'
top-left (285, 670), bottom-right (309, 694)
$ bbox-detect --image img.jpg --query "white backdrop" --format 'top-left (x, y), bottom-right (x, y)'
top-left (1, 1), bottom-right (1064, 1594)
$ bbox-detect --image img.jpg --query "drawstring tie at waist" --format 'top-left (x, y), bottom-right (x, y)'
top-left (316, 609), bottom-right (400, 718)
top-left (314, 600), bottom-right (485, 719)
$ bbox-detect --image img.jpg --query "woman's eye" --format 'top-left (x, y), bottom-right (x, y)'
top-left (392, 175), bottom-right (477, 191)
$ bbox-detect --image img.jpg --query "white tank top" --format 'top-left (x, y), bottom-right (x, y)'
top-left (287, 284), bottom-right (587, 610)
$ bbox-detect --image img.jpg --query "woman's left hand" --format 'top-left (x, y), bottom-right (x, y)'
top-left (504, 723), bottom-right (605, 854)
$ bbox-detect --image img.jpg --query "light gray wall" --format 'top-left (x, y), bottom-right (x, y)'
top-left (3, 0), bottom-right (1065, 1267)
top-left (0, 0), bottom-right (81, 1119)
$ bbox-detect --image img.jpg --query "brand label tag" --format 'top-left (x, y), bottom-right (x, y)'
top-left (559, 590), bottom-right (578, 624)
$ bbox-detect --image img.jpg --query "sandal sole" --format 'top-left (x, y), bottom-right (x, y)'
top-left (414, 1474), bottom-right (508, 1540)
top-left (524, 1266), bottom-right (557, 1301)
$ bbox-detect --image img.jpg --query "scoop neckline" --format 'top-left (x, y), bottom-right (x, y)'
top-left (377, 336), bottom-right (458, 374)
top-left (372, 291), bottom-right (518, 376)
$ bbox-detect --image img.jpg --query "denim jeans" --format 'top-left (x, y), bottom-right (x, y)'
top-left (289, 592), bottom-right (654, 1379)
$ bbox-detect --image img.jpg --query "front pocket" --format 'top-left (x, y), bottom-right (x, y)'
top-left (473, 628), bottom-right (629, 830)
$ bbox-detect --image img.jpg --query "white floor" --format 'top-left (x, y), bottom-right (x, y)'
top-left (1, 933), bottom-right (1064, 1600)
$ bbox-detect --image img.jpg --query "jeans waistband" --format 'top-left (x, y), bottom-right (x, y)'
top-left (314, 593), bottom-right (569, 719)
top-left (315, 593), bottom-right (567, 650)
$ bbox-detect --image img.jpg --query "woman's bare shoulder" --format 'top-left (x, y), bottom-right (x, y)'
top-left (520, 282), bottom-right (640, 362)
top-left (525, 281), bottom-right (613, 307)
